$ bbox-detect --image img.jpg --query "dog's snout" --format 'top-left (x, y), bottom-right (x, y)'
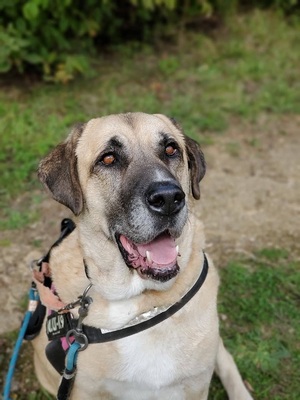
top-left (146, 182), bottom-right (185, 216)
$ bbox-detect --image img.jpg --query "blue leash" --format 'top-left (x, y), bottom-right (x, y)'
top-left (56, 342), bottom-right (82, 400)
top-left (3, 286), bottom-right (39, 400)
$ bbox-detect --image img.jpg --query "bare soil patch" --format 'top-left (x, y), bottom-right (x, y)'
top-left (1, 115), bottom-right (299, 334)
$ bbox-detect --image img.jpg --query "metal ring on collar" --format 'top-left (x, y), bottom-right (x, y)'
top-left (30, 257), bottom-right (44, 271)
top-left (66, 329), bottom-right (88, 351)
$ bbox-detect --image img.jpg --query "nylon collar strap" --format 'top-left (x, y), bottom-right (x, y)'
top-left (72, 253), bottom-right (209, 344)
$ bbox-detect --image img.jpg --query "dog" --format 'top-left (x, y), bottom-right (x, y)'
top-left (32, 112), bottom-right (253, 399)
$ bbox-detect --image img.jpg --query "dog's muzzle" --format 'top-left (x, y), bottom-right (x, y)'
top-left (116, 180), bottom-right (186, 282)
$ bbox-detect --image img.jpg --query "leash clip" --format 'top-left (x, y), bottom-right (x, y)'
top-left (30, 257), bottom-right (44, 272)
top-left (66, 283), bottom-right (93, 351)
top-left (58, 298), bottom-right (81, 313)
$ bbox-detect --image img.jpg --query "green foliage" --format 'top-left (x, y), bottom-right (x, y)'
top-left (0, 0), bottom-right (299, 82)
top-left (0, 0), bottom-right (178, 82)
top-left (0, 0), bottom-right (105, 81)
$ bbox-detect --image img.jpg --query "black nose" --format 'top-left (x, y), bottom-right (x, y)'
top-left (146, 182), bottom-right (185, 216)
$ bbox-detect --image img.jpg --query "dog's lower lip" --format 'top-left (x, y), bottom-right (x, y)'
top-left (137, 264), bottom-right (180, 282)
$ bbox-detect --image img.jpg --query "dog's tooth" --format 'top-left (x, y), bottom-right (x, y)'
top-left (146, 251), bottom-right (152, 263)
top-left (176, 245), bottom-right (179, 255)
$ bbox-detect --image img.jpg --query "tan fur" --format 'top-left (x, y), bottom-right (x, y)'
top-left (33, 113), bottom-right (253, 399)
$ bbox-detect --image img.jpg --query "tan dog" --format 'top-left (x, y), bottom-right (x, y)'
top-left (33, 113), bottom-right (253, 399)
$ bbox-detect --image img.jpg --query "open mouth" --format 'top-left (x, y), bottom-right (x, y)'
top-left (116, 231), bottom-right (180, 282)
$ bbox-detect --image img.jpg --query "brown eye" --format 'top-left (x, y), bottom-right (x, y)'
top-left (102, 154), bottom-right (116, 165)
top-left (165, 144), bottom-right (178, 157)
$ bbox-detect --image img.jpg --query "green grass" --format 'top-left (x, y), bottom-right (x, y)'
top-left (1, 247), bottom-right (298, 398)
top-left (210, 248), bottom-right (300, 400)
top-left (1, 9), bottom-right (299, 230)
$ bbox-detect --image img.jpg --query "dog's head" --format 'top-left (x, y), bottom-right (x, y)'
top-left (38, 113), bottom-right (205, 287)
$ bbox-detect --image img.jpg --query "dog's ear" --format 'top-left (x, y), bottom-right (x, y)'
top-left (38, 123), bottom-right (85, 215)
top-left (168, 117), bottom-right (206, 200)
top-left (184, 135), bottom-right (206, 200)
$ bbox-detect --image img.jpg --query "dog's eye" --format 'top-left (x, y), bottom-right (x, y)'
top-left (165, 144), bottom-right (178, 157)
top-left (101, 153), bottom-right (116, 166)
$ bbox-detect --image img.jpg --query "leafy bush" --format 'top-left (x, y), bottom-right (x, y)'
top-left (0, 0), bottom-right (110, 82)
top-left (0, 0), bottom-right (177, 82)
top-left (0, 0), bottom-right (299, 82)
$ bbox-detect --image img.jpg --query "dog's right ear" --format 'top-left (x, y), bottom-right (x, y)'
top-left (38, 123), bottom-right (86, 215)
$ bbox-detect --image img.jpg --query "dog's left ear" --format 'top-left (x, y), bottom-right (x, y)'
top-left (167, 117), bottom-right (206, 200)
top-left (184, 135), bottom-right (206, 200)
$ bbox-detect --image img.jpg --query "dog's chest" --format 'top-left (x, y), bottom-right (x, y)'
top-left (115, 311), bottom-right (216, 386)
top-left (75, 275), bottom-right (219, 398)
top-left (82, 317), bottom-right (217, 400)
top-left (117, 328), bottom-right (181, 386)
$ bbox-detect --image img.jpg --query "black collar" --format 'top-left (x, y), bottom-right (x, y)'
top-left (72, 253), bottom-right (209, 344)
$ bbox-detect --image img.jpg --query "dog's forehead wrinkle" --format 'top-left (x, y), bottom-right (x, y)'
top-left (158, 131), bottom-right (174, 143)
top-left (83, 113), bottom-right (180, 138)
top-left (120, 113), bottom-right (180, 143)
top-left (106, 136), bottom-right (123, 149)
top-left (120, 112), bottom-right (136, 129)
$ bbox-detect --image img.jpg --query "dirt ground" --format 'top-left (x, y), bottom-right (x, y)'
top-left (1, 115), bottom-right (299, 334)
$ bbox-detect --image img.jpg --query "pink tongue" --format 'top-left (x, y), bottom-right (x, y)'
top-left (136, 234), bottom-right (177, 265)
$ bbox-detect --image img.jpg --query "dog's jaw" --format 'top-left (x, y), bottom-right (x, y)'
top-left (77, 221), bottom-right (180, 300)
top-left (116, 232), bottom-right (180, 282)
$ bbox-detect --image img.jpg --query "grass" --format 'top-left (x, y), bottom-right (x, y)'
top-left (1, 247), bottom-right (299, 399)
top-left (210, 248), bottom-right (300, 400)
top-left (0, 10), bottom-right (300, 229)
